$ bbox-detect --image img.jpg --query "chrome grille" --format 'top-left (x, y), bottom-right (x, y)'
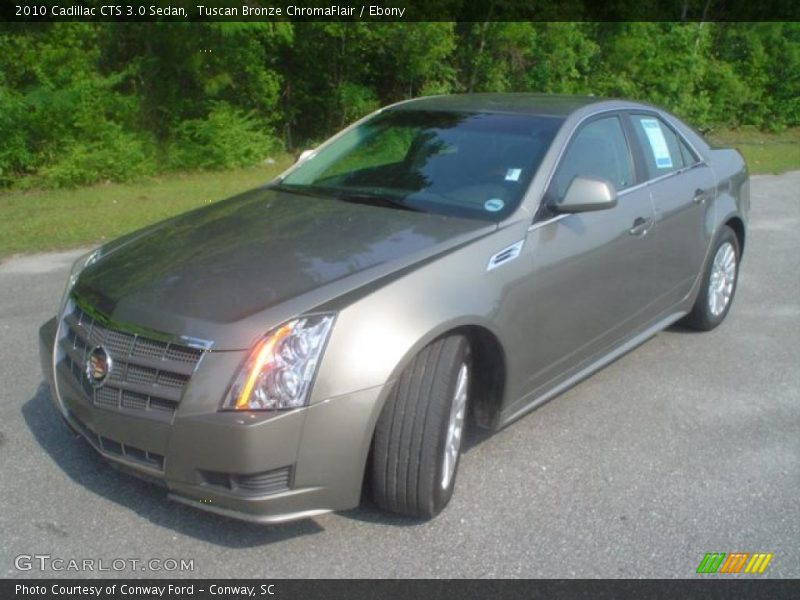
top-left (58, 300), bottom-right (204, 420)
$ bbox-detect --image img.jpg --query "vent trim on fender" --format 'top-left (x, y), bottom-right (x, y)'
top-left (487, 240), bottom-right (525, 271)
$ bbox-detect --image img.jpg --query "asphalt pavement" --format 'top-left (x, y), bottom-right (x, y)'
top-left (1, 172), bottom-right (798, 578)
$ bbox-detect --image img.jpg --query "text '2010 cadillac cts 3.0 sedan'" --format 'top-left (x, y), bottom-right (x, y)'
top-left (39, 94), bottom-right (749, 523)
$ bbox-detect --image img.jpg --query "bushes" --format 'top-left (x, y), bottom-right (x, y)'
top-left (0, 21), bottom-right (797, 190)
top-left (1, 22), bottom-right (288, 189)
top-left (169, 103), bottom-right (277, 170)
top-left (2, 74), bottom-right (160, 188)
top-left (36, 125), bottom-right (157, 188)
top-left (0, 88), bottom-right (33, 186)
top-left (29, 104), bottom-right (278, 187)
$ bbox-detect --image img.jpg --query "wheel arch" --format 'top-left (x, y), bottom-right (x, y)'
top-left (360, 320), bottom-right (508, 500)
top-left (456, 324), bottom-right (507, 429)
top-left (376, 318), bottom-right (508, 425)
top-left (724, 215), bottom-right (746, 257)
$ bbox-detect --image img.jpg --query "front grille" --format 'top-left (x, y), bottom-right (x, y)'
top-left (200, 467), bottom-right (292, 497)
top-left (58, 300), bottom-right (204, 421)
top-left (99, 435), bottom-right (165, 470)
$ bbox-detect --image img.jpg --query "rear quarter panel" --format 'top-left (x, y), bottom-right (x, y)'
top-left (709, 147), bottom-right (750, 232)
top-left (667, 113), bottom-right (750, 238)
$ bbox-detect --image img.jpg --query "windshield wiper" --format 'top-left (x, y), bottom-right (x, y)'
top-left (332, 191), bottom-right (422, 212)
top-left (269, 183), bottom-right (330, 199)
top-left (272, 183), bottom-right (422, 212)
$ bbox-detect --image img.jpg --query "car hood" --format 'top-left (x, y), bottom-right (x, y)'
top-left (73, 187), bottom-right (495, 350)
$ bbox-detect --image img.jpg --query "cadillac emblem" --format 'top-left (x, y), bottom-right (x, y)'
top-left (85, 346), bottom-right (112, 388)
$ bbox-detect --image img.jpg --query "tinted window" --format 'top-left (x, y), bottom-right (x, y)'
top-left (280, 110), bottom-right (563, 221)
top-left (679, 138), bottom-right (699, 166)
top-left (552, 116), bottom-right (634, 199)
top-left (629, 114), bottom-right (686, 179)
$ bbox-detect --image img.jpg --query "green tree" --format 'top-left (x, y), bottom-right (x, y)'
top-left (593, 22), bottom-right (712, 125)
top-left (0, 20), bottom-right (798, 189)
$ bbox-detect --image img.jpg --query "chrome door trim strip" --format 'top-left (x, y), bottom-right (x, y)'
top-left (528, 214), bottom-right (568, 232)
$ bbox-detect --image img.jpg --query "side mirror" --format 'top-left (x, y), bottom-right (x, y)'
top-left (296, 149), bottom-right (315, 163)
top-left (553, 177), bottom-right (617, 213)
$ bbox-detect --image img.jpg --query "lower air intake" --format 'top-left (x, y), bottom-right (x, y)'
top-left (200, 466), bottom-right (292, 496)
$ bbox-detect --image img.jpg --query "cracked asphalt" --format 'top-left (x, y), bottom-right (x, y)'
top-left (1, 172), bottom-right (798, 578)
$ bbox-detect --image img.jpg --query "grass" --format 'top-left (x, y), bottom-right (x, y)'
top-left (0, 158), bottom-right (293, 258)
top-left (707, 127), bottom-right (800, 175)
top-left (0, 128), bottom-right (797, 258)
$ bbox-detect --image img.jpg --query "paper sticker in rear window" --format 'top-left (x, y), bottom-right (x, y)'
top-left (640, 118), bottom-right (673, 169)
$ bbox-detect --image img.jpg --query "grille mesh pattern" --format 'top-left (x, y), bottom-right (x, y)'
top-left (59, 302), bottom-right (204, 420)
top-left (67, 410), bottom-right (166, 472)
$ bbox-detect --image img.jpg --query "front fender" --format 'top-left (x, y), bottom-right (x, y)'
top-left (309, 224), bottom-right (525, 405)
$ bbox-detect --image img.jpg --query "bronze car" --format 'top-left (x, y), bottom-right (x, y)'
top-left (39, 94), bottom-right (749, 523)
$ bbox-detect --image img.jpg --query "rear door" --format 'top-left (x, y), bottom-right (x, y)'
top-left (625, 113), bottom-right (716, 310)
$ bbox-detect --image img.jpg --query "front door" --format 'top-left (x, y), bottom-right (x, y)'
top-left (509, 114), bottom-right (663, 404)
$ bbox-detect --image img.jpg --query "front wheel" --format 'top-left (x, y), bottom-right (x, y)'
top-left (371, 335), bottom-right (470, 518)
top-left (682, 226), bottom-right (741, 331)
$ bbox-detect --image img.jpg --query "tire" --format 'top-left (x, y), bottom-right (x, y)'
top-left (682, 226), bottom-right (741, 331)
top-left (371, 335), bottom-right (470, 518)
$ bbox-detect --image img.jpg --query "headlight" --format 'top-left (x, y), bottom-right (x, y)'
top-left (223, 314), bottom-right (335, 411)
top-left (59, 247), bottom-right (102, 312)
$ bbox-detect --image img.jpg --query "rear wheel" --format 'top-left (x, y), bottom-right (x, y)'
top-left (682, 226), bottom-right (740, 331)
top-left (371, 335), bottom-right (470, 518)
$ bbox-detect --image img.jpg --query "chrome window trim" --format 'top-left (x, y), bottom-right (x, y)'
top-left (622, 158), bottom-right (710, 193)
top-left (528, 213), bottom-right (569, 232)
top-left (627, 111), bottom-right (709, 177)
top-left (528, 159), bottom-right (709, 228)
top-left (624, 166), bottom-right (685, 192)
top-left (657, 112), bottom-right (707, 166)
top-left (536, 107), bottom-right (634, 210)
top-left (531, 106), bottom-right (713, 225)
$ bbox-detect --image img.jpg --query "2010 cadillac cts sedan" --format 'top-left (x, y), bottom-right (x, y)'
top-left (38, 94), bottom-right (749, 523)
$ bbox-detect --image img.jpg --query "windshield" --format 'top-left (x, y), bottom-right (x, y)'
top-left (278, 110), bottom-right (563, 221)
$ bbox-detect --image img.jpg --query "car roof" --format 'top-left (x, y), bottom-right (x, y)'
top-left (388, 93), bottom-right (618, 118)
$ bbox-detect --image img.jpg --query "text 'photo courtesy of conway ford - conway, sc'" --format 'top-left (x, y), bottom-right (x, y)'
top-left (39, 94), bottom-right (749, 524)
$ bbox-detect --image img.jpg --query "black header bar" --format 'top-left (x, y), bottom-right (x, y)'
top-left (2, 0), bottom-right (799, 23)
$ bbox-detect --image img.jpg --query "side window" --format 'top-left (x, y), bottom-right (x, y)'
top-left (552, 116), bottom-right (634, 199)
top-left (679, 138), bottom-right (700, 166)
top-left (629, 114), bottom-right (686, 179)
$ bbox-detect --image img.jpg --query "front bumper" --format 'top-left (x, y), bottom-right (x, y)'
top-left (39, 317), bottom-right (384, 524)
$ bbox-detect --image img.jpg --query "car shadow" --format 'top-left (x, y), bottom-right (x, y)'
top-left (339, 498), bottom-right (430, 527)
top-left (666, 322), bottom-right (700, 335)
top-left (22, 382), bottom-right (325, 547)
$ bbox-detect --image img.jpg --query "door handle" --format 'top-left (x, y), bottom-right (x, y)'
top-left (693, 188), bottom-right (708, 204)
top-left (629, 216), bottom-right (653, 237)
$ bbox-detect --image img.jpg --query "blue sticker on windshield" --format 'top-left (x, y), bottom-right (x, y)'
top-left (484, 198), bottom-right (505, 212)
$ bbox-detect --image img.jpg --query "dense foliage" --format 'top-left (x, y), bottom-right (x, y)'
top-left (0, 22), bottom-right (797, 188)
